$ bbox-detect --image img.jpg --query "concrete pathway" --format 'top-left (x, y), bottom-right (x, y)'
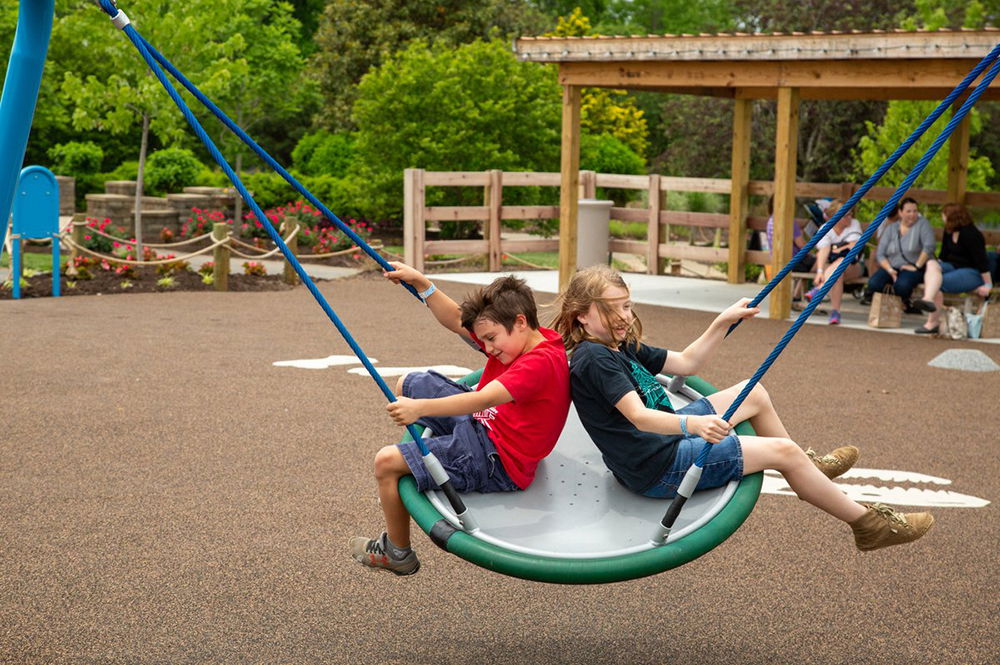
top-left (435, 269), bottom-right (1000, 344)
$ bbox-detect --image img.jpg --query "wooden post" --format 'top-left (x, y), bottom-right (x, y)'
top-left (66, 215), bottom-right (85, 277)
top-left (212, 222), bottom-right (229, 292)
top-left (947, 110), bottom-right (970, 205)
top-left (581, 170), bottom-right (597, 199)
top-left (487, 169), bottom-right (502, 271)
top-left (282, 221), bottom-right (299, 285)
top-left (770, 87), bottom-right (800, 320)
top-left (559, 85), bottom-right (582, 292)
top-left (403, 168), bottom-right (426, 271)
top-left (647, 174), bottom-right (661, 274)
top-left (728, 97), bottom-right (751, 284)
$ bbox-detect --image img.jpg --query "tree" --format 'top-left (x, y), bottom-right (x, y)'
top-left (545, 9), bottom-right (649, 158)
top-left (192, 0), bottom-right (318, 222)
top-left (855, 100), bottom-right (994, 221)
top-left (645, 0), bottom-right (915, 182)
top-left (351, 39), bottom-right (563, 222)
top-left (311, 0), bottom-right (548, 130)
top-left (61, 0), bottom-right (314, 249)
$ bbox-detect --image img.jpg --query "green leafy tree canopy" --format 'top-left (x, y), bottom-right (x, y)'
top-left (351, 39), bottom-right (563, 219)
top-left (312, 0), bottom-right (547, 130)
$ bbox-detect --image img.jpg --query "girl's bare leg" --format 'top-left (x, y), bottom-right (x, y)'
top-left (706, 381), bottom-right (790, 439)
top-left (740, 435), bottom-right (866, 523)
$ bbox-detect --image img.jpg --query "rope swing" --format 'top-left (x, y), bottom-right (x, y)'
top-left (90, 0), bottom-right (997, 582)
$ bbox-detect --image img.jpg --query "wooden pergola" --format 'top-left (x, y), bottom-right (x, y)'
top-left (513, 28), bottom-right (1000, 318)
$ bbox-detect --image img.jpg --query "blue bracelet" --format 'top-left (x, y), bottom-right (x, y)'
top-left (679, 415), bottom-right (689, 437)
top-left (418, 283), bottom-right (437, 301)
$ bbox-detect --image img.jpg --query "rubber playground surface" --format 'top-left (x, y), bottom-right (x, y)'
top-left (2, 273), bottom-right (997, 665)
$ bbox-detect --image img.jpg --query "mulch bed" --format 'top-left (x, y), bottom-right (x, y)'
top-left (0, 266), bottom-right (299, 299)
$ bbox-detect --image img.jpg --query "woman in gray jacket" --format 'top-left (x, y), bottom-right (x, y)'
top-left (862, 197), bottom-right (937, 313)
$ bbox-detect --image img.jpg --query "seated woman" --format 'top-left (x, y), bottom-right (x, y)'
top-left (862, 197), bottom-right (937, 314)
top-left (916, 202), bottom-right (995, 334)
top-left (804, 199), bottom-right (863, 325)
top-left (765, 196), bottom-right (816, 300)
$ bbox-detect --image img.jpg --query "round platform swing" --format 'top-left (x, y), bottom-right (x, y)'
top-left (58, 1), bottom-right (999, 586)
top-left (398, 371), bottom-right (762, 585)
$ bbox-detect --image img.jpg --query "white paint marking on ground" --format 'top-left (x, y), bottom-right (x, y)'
top-left (347, 365), bottom-right (473, 378)
top-left (272, 355), bottom-right (374, 370)
top-left (927, 348), bottom-right (1000, 372)
top-left (762, 468), bottom-right (990, 508)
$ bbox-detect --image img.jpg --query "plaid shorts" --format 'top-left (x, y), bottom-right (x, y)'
top-left (395, 370), bottom-right (518, 494)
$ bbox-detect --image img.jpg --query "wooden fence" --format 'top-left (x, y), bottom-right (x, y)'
top-left (402, 168), bottom-right (1000, 275)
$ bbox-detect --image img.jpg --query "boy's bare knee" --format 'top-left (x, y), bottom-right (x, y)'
top-left (394, 373), bottom-right (409, 396)
top-left (374, 445), bottom-right (407, 480)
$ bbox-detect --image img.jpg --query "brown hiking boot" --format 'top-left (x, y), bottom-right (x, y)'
top-left (806, 445), bottom-right (859, 479)
top-left (850, 503), bottom-right (935, 551)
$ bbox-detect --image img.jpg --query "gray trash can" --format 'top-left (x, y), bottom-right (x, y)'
top-left (577, 198), bottom-right (613, 269)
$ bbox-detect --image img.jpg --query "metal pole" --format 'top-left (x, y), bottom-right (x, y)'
top-left (0, 0), bottom-right (55, 243)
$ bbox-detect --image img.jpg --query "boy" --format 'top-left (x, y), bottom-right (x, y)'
top-left (349, 263), bottom-right (570, 575)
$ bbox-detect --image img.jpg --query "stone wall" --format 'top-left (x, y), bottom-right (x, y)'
top-left (85, 182), bottom-right (238, 243)
top-left (54, 176), bottom-right (75, 216)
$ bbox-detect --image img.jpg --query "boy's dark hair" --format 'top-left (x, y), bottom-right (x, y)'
top-left (460, 275), bottom-right (539, 332)
top-left (898, 197), bottom-right (919, 212)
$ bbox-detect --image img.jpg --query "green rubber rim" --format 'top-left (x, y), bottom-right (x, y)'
top-left (399, 372), bottom-right (762, 584)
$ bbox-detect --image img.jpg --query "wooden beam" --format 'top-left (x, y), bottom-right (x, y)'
top-left (558, 59), bottom-right (996, 93)
top-left (770, 87), bottom-right (800, 321)
top-left (559, 85), bottom-right (582, 291)
top-left (947, 109), bottom-right (970, 204)
top-left (728, 97), bottom-right (751, 284)
top-left (517, 31), bottom-right (1000, 64)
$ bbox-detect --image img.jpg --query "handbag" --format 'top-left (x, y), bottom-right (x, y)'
top-left (937, 306), bottom-right (968, 340)
top-left (868, 286), bottom-right (902, 328)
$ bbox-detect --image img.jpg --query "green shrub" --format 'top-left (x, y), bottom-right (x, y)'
top-left (144, 148), bottom-right (205, 195)
top-left (581, 133), bottom-right (645, 177)
top-left (48, 141), bottom-right (104, 176)
top-left (292, 130), bottom-right (356, 176)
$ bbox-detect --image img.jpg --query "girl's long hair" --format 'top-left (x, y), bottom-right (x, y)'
top-left (550, 265), bottom-right (643, 353)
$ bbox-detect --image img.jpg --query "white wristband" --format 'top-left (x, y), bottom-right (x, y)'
top-left (679, 415), bottom-right (689, 437)
top-left (418, 282), bottom-right (437, 301)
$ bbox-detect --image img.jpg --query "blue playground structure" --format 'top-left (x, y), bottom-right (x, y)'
top-left (0, 1), bottom-right (54, 251)
top-left (9, 165), bottom-right (61, 298)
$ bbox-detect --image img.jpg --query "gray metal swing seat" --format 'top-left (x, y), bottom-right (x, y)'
top-left (399, 374), bottom-right (762, 584)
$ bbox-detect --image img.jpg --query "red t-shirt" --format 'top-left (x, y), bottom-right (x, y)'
top-left (468, 326), bottom-right (570, 489)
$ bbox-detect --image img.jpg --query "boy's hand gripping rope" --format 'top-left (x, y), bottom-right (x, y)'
top-left (96, 0), bottom-right (478, 532)
top-left (652, 46), bottom-right (1000, 546)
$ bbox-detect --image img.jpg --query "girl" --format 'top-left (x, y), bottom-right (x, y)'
top-left (805, 199), bottom-right (864, 325)
top-left (552, 265), bottom-right (934, 551)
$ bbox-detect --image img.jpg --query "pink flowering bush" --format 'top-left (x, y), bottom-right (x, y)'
top-left (178, 202), bottom-right (374, 259)
top-left (243, 261), bottom-right (267, 276)
top-left (81, 217), bottom-right (130, 253)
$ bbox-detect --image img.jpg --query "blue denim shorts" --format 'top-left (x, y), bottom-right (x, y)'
top-left (641, 397), bottom-right (744, 499)
top-left (395, 370), bottom-right (518, 494)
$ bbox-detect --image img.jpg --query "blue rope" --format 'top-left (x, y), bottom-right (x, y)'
top-left (126, 30), bottom-right (422, 301)
top-left (95, 0), bottom-right (431, 452)
top-left (698, 52), bottom-right (1000, 468)
top-left (728, 41), bottom-right (1000, 337)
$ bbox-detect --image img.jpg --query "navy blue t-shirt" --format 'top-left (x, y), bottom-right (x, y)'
top-left (570, 340), bottom-right (679, 493)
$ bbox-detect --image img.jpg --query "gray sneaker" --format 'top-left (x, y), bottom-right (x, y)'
top-left (349, 532), bottom-right (420, 576)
